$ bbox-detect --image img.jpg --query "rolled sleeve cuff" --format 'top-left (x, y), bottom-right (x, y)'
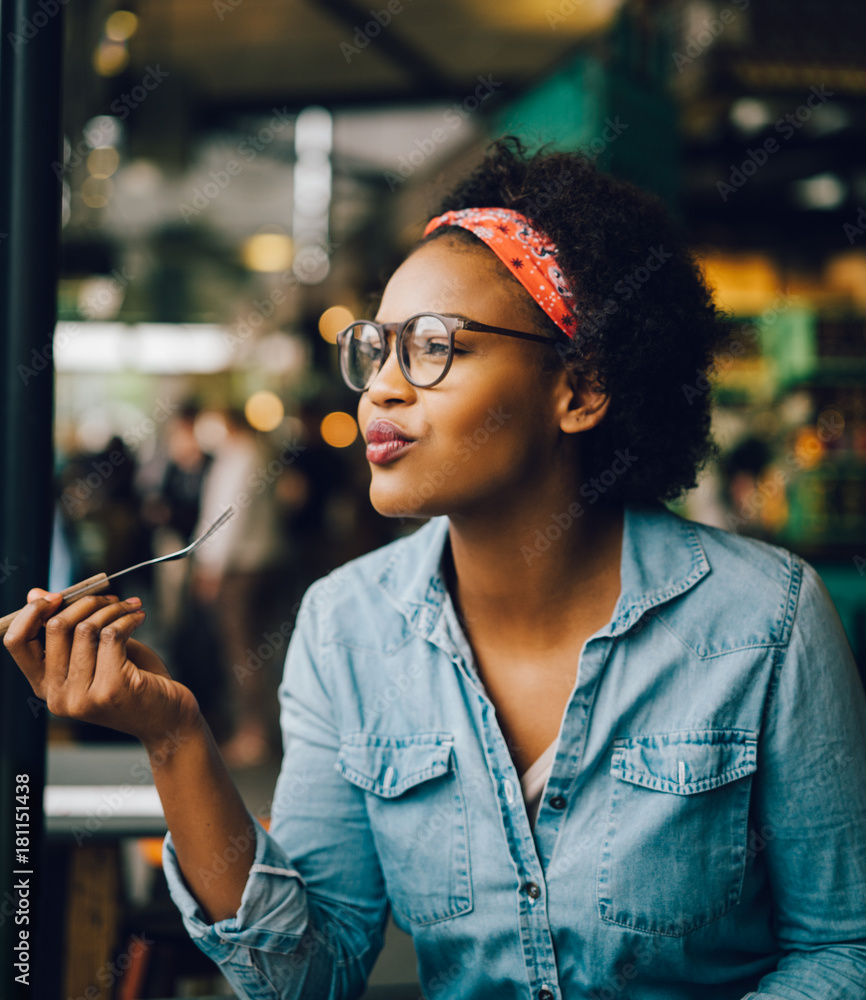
top-left (162, 815), bottom-right (309, 959)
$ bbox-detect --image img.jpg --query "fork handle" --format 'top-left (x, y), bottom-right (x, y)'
top-left (0, 574), bottom-right (110, 637)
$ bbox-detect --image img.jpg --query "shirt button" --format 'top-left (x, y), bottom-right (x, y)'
top-left (549, 795), bottom-right (567, 810)
top-left (538, 989), bottom-right (554, 1000)
top-left (523, 881), bottom-right (541, 899)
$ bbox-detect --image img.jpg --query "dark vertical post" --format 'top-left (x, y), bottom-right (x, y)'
top-left (0, 1), bottom-right (64, 997)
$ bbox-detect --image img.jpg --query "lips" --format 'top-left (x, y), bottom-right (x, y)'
top-left (365, 419), bottom-right (416, 465)
top-left (365, 419), bottom-right (414, 445)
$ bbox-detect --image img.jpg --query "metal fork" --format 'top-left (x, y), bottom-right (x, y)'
top-left (0, 507), bottom-right (235, 636)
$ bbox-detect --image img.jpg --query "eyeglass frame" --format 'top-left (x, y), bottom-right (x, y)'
top-left (335, 311), bottom-right (561, 392)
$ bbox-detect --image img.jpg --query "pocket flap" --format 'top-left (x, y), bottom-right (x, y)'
top-left (611, 729), bottom-right (757, 795)
top-left (336, 732), bottom-right (454, 798)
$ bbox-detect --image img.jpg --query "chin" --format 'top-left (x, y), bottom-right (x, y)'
top-left (370, 493), bottom-right (432, 521)
top-left (368, 480), bottom-right (441, 521)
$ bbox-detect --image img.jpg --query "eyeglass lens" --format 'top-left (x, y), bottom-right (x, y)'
top-left (343, 314), bottom-right (451, 389)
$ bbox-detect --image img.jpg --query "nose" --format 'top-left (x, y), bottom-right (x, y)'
top-left (366, 329), bottom-right (416, 403)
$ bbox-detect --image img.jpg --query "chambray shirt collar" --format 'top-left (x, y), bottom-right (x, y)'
top-left (375, 502), bottom-right (711, 642)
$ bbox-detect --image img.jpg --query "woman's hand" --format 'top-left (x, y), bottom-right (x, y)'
top-left (3, 589), bottom-right (200, 749)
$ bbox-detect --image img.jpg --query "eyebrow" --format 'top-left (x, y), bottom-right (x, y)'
top-left (372, 310), bottom-right (481, 327)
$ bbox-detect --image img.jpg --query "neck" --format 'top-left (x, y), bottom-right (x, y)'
top-left (443, 494), bottom-right (625, 653)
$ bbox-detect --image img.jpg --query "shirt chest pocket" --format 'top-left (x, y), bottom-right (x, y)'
top-left (597, 729), bottom-right (758, 937)
top-left (336, 732), bottom-right (473, 927)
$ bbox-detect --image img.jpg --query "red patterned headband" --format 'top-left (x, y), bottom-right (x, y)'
top-left (422, 207), bottom-right (577, 338)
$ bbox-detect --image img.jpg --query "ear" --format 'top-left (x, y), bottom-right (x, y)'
top-left (555, 365), bottom-right (610, 435)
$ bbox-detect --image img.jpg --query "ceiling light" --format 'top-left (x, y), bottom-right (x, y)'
top-left (791, 173), bottom-right (846, 210)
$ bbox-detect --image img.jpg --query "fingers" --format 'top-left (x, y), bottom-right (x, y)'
top-left (6, 590), bottom-right (152, 728)
top-left (89, 607), bottom-right (149, 703)
top-left (3, 593), bottom-right (64, 695)
top-left (42, 595), bottom-right (124, 690)
top-left (66, 599), bottom-right (145, 693)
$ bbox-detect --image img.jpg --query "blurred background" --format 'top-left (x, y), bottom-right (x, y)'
top-left (10, 0), bottom-right (866, 995)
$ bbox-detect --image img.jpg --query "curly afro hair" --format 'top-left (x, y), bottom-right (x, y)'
top-left (415, 135), bottom-right (730, 506)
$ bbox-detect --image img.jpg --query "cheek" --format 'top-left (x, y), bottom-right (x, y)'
top-left (437, 390), bottom-right (539, 475)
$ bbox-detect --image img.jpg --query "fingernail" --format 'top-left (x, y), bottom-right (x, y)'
top-left (126, 597), bottom-right (142, 607)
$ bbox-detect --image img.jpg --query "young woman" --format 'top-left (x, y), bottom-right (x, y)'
top-left (7, 137), bottom-right (866, 1000)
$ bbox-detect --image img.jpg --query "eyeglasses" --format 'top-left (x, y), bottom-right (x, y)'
top-left (335, 311), bottom-right (560, 392)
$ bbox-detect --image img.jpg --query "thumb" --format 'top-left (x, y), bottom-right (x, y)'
top-left (126, 638), bottom-right (171, 678)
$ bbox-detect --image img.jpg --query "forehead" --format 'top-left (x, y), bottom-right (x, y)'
top-left (376, 237), bottom-right (539, 327)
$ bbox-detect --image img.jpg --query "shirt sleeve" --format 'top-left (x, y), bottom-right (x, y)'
top-left (161, 575), bottom-right (391, 1000)
top-left (750, 558), bottom-right (866, 999)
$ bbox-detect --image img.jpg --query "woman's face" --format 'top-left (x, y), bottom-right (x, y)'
top-left (357, 236), bottom-right (574, 520)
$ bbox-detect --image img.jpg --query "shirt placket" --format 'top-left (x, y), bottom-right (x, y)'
top-left (428, 591), bottom-right (564, 1000)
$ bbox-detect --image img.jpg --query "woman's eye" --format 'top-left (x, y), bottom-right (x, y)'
top-left (421, 340), bottom-right (450, 356)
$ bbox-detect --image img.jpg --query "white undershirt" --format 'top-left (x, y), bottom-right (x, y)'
top-left (519, 738), bottom-right (558, 828)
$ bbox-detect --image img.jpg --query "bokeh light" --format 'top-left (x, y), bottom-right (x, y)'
top-left (320, 411), bottom-right (358, 448)
top-left (318, 305), bottom-right (353, 343)
top-left (87, 146), bottom-right (120, 179)
top-left (93, 40), bottom-right (129, 76)
top-left (81, 177), bottom-right (114, 208)
top-left (245, 391), bottom-right (285, 432)
top-left (241, 233), bottom-right (294, 272)
top-left (105, 10), bottom-right (139, 42)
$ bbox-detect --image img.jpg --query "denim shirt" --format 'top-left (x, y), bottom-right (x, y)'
top-left (163, 503), bottom-right (866, 1000)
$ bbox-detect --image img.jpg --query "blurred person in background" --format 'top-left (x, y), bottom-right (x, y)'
top-left (138, 403), bottom-right (225, 737)
top-left (140, 403), bottom-right (214, 630)
top-left (721, 436), bottom-right (777, 539)
top-left (57, 433), bottom-right (146, 581)
top-left (191, 407), bottom-right (290, 767)
top-left (52, 432), bottom-right (150, 743)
